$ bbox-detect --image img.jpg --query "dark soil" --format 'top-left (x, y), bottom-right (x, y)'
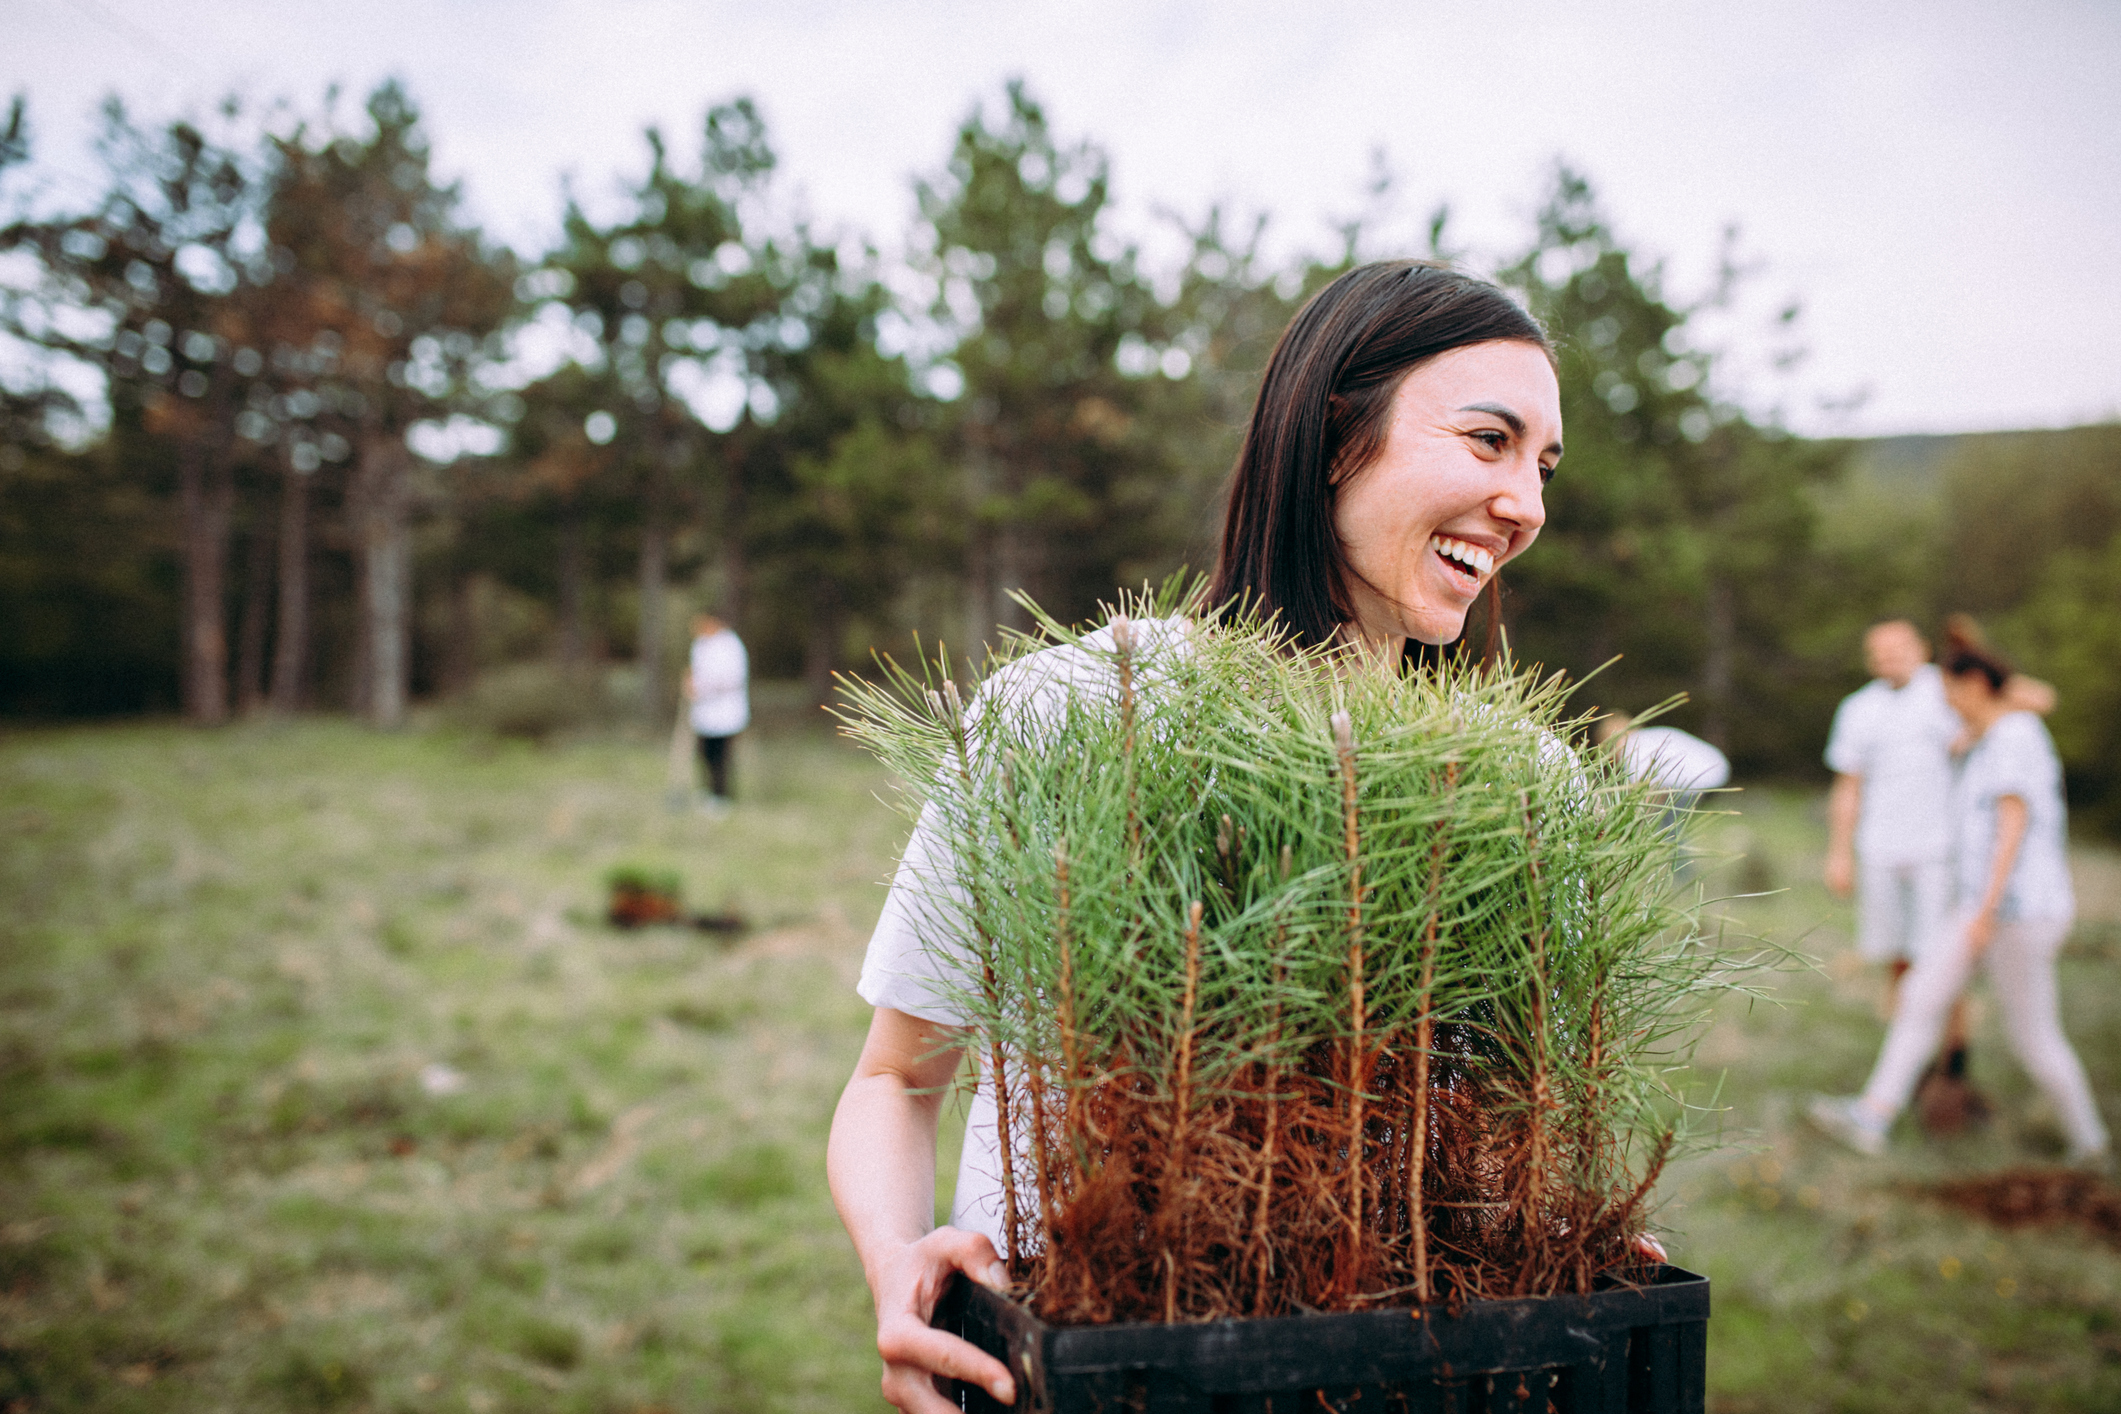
top-left (1917, 1167), bottom-right (2121, 1247)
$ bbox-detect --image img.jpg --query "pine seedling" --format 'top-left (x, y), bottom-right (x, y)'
top-left (836, 590), bottom-right (1737, 1323)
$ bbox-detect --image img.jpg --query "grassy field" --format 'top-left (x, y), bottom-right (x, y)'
top-left (1, 710), bottom-right (2117, 1413)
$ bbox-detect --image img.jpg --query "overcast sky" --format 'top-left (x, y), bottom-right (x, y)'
top-left (6, 0), bottom-right (2117, 437)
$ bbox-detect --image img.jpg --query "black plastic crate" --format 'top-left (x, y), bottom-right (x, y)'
top-left (933, 1264), bottom-right (1708, 1413)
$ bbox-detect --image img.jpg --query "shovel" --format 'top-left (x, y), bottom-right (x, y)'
top-left (664, 697), bottom-right (695, 812)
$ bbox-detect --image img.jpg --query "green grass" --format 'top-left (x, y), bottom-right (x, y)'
top-left (1, 717), bottom-right (2117, 1411)
top-left (0, 714), bottom-right (922, 1413)
top-left (1668, 791), bottom-right (2121, 1412)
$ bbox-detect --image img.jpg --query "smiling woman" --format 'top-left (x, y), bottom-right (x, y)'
top-left (827, 261), bottom-right (1567, 1413)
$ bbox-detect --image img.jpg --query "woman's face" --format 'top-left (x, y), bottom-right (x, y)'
top-left (1942, 669), bottom-right (1995, 722)
top-left (1331, 340), bottom-right (1561, 646)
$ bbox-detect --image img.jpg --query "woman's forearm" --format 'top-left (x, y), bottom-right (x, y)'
top-left (830, 1070), bottom-right (946, 1290)
top-left (828, 1007), bottom-right (965, 1293)
top-left (829, 1009), bottom-right (1016, 1410)
top-left (1980, 795), bottom-right (2029, 914)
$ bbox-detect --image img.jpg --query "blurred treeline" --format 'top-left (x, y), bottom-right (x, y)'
top-left (1, 81), bottom-right (2115, 828)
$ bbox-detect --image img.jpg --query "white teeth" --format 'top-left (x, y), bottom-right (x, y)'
top-left (1430, 535), bottom-right (1493, 578)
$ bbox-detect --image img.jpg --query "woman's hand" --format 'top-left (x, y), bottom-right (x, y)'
top-left (873, 1227), bottom-right (1016, 1413)
top-left (1964, 906), bottom-right (1997, 960)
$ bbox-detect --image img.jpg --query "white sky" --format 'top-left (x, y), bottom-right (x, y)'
top-left (6, 0), bottom-right (2117, 437)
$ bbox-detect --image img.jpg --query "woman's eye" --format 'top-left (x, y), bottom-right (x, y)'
top-left (1471, 430), bottom-right (1507, 452)
top-left (1539, 463), bottom-right (1558, 485)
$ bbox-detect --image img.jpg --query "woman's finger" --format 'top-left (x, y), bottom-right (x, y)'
top-left (919, 1226), bottom-right (1008, 1295)
top-left (881, 1319), bottom-right (1015, 1394)
top-left (880, 1359), bottom-right (976, 1414)
top-left (879, 1319), bottom-right (1016, 1405)
top-left (882, 1355), bottom-right (992, 1414)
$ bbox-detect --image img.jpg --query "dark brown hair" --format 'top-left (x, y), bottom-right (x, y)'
top-left (1209, 261), bottom-right (1552, 648)
top-left (1941, 613), bottom-right (2012, 692)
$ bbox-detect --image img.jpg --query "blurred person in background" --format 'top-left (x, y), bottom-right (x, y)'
top-left (686, 611), bottom-right (749, 814)
top-left (1808, 626), bottom-right (2107, 1169)
top-left (1822, 619), bottom-right (2054, 1129)
top-left (1594, 712), bottom-right (1728, 865)
top-left (1595, 713), bottom-right (1730, 803)
top-left (1824, 620), bottom-right (1966, 1086)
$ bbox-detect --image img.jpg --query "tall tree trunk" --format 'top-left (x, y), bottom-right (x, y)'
top-left (803, 580), bottom-right (844, 706)
top-left (1701, 571), bottom-right (1734, 750)
top-left (354, 432), bottom-right (413, 728)
top-left (269, 464), bottom-right (311, 714)
top-left (176, 439), bottom-right (233, 724)
top-left (996, 513), bottom-right (1029, 637)
top-left (961, 417), bottom-right (998, 665)
top-left (444, 570), bottom-right (478, 698)
top-left (637, 455), bottom-right (669, 727)
top-left (557, 505), bottom-right (587, 670)
top-left (962, 530), bottom-right (993, 669)
top-left (719, 440), bottom-right (749, 627)
top-left (233, 482), bottom-right (274, 716)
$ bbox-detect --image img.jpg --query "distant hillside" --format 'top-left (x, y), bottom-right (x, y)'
top-left (1839, 424), bottom-right (2120, 503)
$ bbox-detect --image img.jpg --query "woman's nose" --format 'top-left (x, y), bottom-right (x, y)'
top-left (1492, 458), bottom-right (1548, 533)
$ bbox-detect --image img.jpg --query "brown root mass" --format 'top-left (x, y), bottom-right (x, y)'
top-left (1008, 1021), bottom-right (1665, 1325)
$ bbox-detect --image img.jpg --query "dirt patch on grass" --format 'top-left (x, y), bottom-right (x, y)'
top-left (1915, 1167), bottom-right (2121, 1247)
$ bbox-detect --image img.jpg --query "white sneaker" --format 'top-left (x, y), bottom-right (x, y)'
top-left (1807, 1095), bottom-right (1889, 1157)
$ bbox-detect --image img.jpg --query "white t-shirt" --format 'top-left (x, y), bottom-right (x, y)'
top-left (688, 629), bottom-right (749, 737)
top-left (1950, 710), bottom-right (2073, 921)
top-left (1615, 726), bottom-right (1729, 793)
top-left (1823, 665), bottom-right (1960, 865)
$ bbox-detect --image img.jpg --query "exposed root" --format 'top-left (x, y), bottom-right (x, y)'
top-left (1006, 1019), bottom-right (1663, 1324)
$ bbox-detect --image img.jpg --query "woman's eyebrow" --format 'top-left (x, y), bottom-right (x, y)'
top-left (1457, 401), bottom-right (1525, 436)
top-left (1459, 402), bottom-right (1562, 459)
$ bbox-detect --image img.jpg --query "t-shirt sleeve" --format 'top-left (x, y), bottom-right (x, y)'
top-left (1980, 715), bottom-right (2055, 807)
top-left (856, 799), bottom-right (975, 1026)
top-left (854, 625), bottom-right (1152, 1027)
top-left (1823, 692), bottom-right (1870, 776)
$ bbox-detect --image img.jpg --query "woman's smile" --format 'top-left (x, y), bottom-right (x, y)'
top-left (1429, 532), bottom-right (1499, 594)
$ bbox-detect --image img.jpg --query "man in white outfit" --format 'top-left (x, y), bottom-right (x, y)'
top-left (1823, 621), bottom-right (1960, 1013)
top-left (686, 613), bottom-right (749, 813)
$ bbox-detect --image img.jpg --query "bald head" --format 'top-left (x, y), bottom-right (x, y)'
top-left (1863, 620), bottom-right (1928, 688)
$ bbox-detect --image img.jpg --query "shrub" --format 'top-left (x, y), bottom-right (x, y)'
top-left (448, 662), bottom-right (612, 742)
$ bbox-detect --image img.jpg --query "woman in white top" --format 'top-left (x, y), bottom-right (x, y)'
top-left (826, 262), bottom-right (1564, 1413)
top-left (1809, 632), bottom-right (2109, 1166)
